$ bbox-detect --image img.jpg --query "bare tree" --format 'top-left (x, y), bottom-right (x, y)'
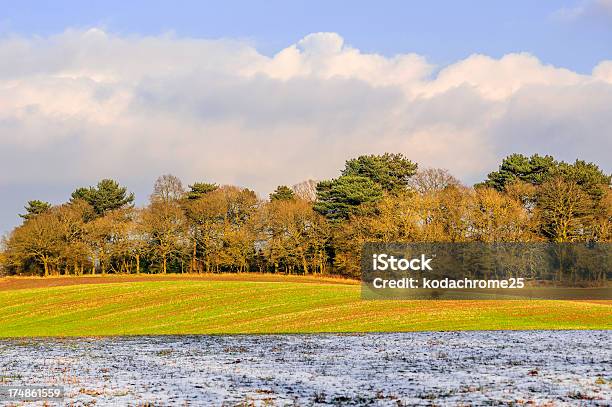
top-left (408, 168), bottom-right (461, 194)
top-left (151, 174), bottom-right (185, 203)
top-left (292, 179), bottom-right (318, 202)
top-left (142, 200), bottom-right (188, 273)
top-left (537, 177), bottom-right (594, 242)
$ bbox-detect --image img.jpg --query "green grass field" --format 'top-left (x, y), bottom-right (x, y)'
top-left (0, 275), bottom-right (610, 337)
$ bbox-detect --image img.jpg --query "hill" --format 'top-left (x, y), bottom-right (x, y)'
top-left (0, 274), bottom-right (610, 337)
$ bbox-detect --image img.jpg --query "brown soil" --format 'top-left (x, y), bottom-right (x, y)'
top-left (0, 273), bottom-right (359, 291)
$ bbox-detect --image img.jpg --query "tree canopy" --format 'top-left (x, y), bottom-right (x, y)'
top-left (480, 154), bottom-right (610, 196)
top-left (71, 179), bottom-right (135, 216)
top-left (2, 152), bottom-right (610, 278)
top-left (19, 200), bottom-right (52, 220)
top-left (270, 185), bottom-right (295, 201)
top-left (314, 175), bottom-right (384, 220)
top-left (186, 182), bottom-right (218, 200)
top-left (151, 174), bottom-right (185, 203)
top-left (342, 153), bottom-right (418, 193)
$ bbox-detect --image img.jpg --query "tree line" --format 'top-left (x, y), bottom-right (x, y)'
top-left (1, 153), bottom-right (610, 278)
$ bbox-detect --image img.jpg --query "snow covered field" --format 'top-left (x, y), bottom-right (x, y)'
top-left (0, 331), bottom-right (610, 406)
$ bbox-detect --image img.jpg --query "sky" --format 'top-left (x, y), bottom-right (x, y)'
top-left (0, 0), bottom-right (611, 235)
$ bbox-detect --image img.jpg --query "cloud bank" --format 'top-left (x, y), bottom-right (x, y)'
top-left (0, 30), bottom-right (611, 221)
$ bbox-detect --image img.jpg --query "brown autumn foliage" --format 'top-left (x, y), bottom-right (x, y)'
top-left (1, 166), bottom-right (610, 278)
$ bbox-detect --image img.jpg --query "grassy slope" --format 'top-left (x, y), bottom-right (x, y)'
top-left (0, 276), bottom-right (610, 337)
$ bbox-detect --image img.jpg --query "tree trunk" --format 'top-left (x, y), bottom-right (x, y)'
top-left (192, 241), bottom-right (197, 273)
top-left (301, 252), bottom-right (309, 275)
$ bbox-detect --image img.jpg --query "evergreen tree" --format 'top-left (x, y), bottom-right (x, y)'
top-left (342, 153), bottom-right (417, 193)
top-left (71, 179), bottom-right (135, 216)
top-left (314, 175), bottom-right (383, 220)
top-left (186, 182), bottom-right (218, 200)
top-left (19, 200), bottom-right (52, 220)
top-left (269, 185), bottom-right (295, 201)
top-left (554, 160), bottom-right (611, 202)
top-left (480, 154), bottom-right (558, 191)
top-left (481, 153), bottom-right (610, 204)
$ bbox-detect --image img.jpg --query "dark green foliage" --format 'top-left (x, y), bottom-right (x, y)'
top-left (314, 175), bottom-right (383, 220)
top-left (342, 153), bottom-right (417, 193)
top-left (70, 179), bottom-right (135, 215)
top-left (270, 185), bottom-right (295, 201)
top-left (314, 153), bottom-right (415, 220)
top-left (553, 160), bottom-right (611, 202)
top-left (186, 182), bottom-right (218, 200)
top-left (480, 154), bottom-right (557, 191)
top-left (480, 154), bottom-right (611, 242)
top-left (70, 187), bottom-right (92, 202)
top-left (19, 200), bottom-right (52, 220)
top-left (480, 154), bottom-right (610, 202)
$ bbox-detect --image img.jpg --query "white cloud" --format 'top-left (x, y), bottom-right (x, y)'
top-left (421, 53), bottom-right (585, 100)
top-left (553, 0), bottom-right (612, 21)
top-left (593, 61), bottom-right (612, 82)
top-left (247, 32), bottom-right (432, 91)
top-left (0, 29), bottom-right (610, 233)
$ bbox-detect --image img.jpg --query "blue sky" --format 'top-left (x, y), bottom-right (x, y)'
top-left (0, 1), bottom-right (611, 235)
top-left (1, 0), bottom-right (611, 73)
